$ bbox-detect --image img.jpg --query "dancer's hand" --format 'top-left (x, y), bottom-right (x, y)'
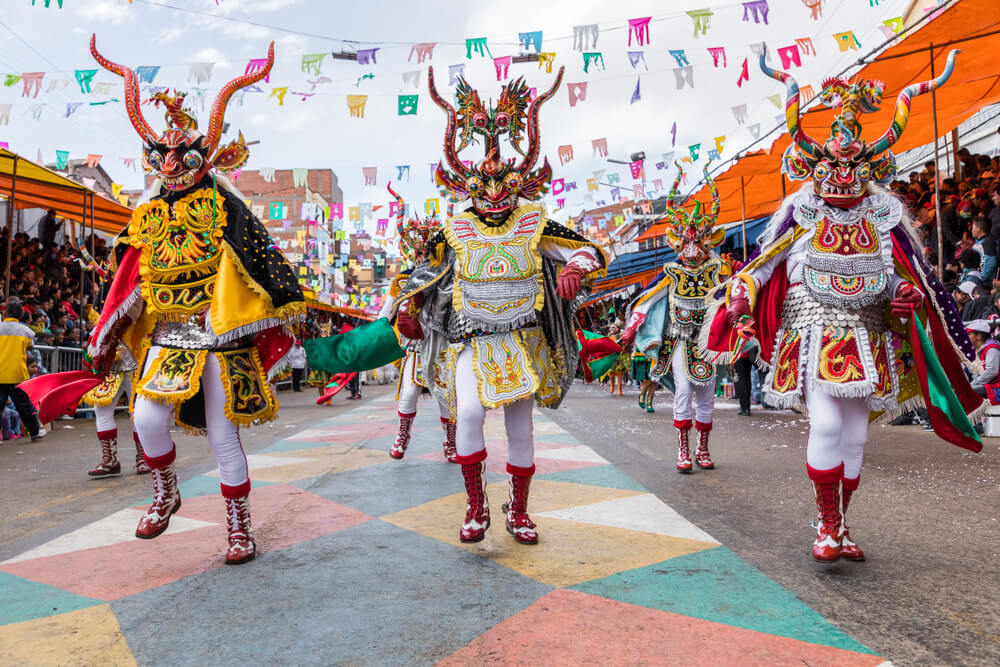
top-left (556, 264), bottom-right (586, 300)
top-left (726, 296), bottom-right (752, 330)
top-left (396, 303), bottom-right (424, 340)
top-left (890, 283), bottom-right (923, 319)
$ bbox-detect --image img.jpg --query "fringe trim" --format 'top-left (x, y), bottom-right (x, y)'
top-left (135, 349), bottom-right (208, 406)
top-left (218, 348), bottom-right (278, 427)
top-left (968, 399), bottom-right (990, 426)
top-left (211, 311), bottom-right (305, 346)
top-left (88, 287), bottom-right (143, 359)
top-left (873, 393), bottom-right (924, 425)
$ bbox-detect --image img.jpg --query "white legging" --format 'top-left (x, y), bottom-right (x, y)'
top-left (805, 389), bottom-right (868, 479)
top-left (397, 352), bottom-right (451, 421)
top-left (671, 345), bottom-right (715, 424)
top-left (454, 345), bottom-right (534, 468)
top-left (94, 373), bottom-right (132, 433)
top-left (133, 346), bottom-right (248, 487)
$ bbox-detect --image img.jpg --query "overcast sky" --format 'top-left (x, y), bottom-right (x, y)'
top-left (0, 0), bottom-right (912, 230)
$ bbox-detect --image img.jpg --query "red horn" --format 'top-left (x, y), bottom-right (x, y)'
top-left (515, 66), bottom-right (564, 174)
top-left (90, 34), bottom-right (157, 145)
top-left (205, 42), bottom-right (275, 154)
top-left (427, 66), bottom-right (472, 179)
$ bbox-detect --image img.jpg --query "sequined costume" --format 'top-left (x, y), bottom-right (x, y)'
top-left (704, 47), bottom-right (981, 564)
top-left (623, 163), bottom-right (731, 472)
top-left (83, 37), bottom-right (304, 564)
top-left (382, 186), bottom-right (457, 462)
top-left (394, 66), bottom-right (606, 545)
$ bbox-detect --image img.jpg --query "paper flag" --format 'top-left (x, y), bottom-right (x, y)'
top-left (671, 123), bottom-right (677, 147)
top-left (629, 161), bottom-right (644, 179)
top-left (883, 17), bottom-right (904, 34)
top-left (398, 94), bottom-right (418, 115)
top-left (742, 0), bottom-right (770, 24)
top-left (572, 24), bottom-right (599, 51)
top-left (586, 178), bottom-right (598, 192)
top-left (592, 138), bottom-right (608, 156)
top-left (448, 64), bottom-right (465, 85)
top-left (362, 167), bottom-right (377, 186)
top-left (245, 57), bottom-right (272, 83)
top-left (833, 31), bottom-right (861, 52)
top-left (21, 72), bottom-right (43, 98)
top-left (538, 53), bottom-right (556, 73)
top-left (552, 178), bottom-right (565, 195)
top-left (668, 49), bottom-right (689, 67)
top-left (686, 9), bottom-right (713, 38)
top-left (630, 77), bottom-right (641, 104)
top-left (803, 0), bottom-right (823, 20)
top-left (567, 82), bottom-right (588, 107)
top-left (732, 104), bottom-right (748, 125)
top-left (135, 66), bottom-right (159, 84)
top-left (269, 202), bottom-right (285, 219)
top-left (748, 123), bottom-right (761, 139)
top-left (714, 136), bottom-right (725, 154)
top-left (269, 87), bottom-right (288, 105)
top-left (627, 17), bottom-right (651, 46)
top-left (583, 52), bottom-right (605, 73)
top-left (557, 145), bottom-right (574, 165)
top-left (330, 203), bottom-right (344, 219)
top-left (494, 56), bottom-right (512, 80)
top-left (519, 30), bottom-right (543, 53)
top-left (395, 165), bottom-right (410, 181)
top-left (627, 51), bottom-right (647, 70)
top-left (767, 94), bottom-right (782, 108)
top-left (64, 102), bottom-right (82, 118)
top-left (188, 62), bottom-right (214, 84)
top-left (301, 53), bottom-right (326, 76)
top-left (409, 43), bottom-right (435, 63)
top-left (607, 173), bottom-right (620, 184)
top-left (673, 66), bottom-right (694, 89)
top-left (357, 48), bottom-right (379, 65)
top-left (795, 37), bottom-right (816, 55)
top-left (652, 179), bottom-right (663, 192)
top-left (593, 169), bottom-right (606, 183)
top-left (85, 154), bottom-right (101, 168)
top-left (707, 47), bottom-right (726, 68)
top-left (425, 198), bottom-right (439, 215)
top-left (74, 69), bottom-right (97, 94)
top-left (466, 37), bottom-right (491, 59)
top-left (347, 95), bottom-right (367, 118)
top-left (688, 144), bottom-right (701, 160)
top-left (737, 58), bottom-right (749, 87)
top-left (401, 70), bottom-right (420, 88)
top-left (777, 45), bottom-right (801, 69)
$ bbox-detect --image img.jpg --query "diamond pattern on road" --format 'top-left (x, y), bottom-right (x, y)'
top-left (382, 480), bottom-right (716, 587)
top-left (439, 589), bottom-right (884, 666)
top-left (0, 604), bottom-right (136, 666)
top-left (1, 509), bottom-right (216, 565)
top-left (203, 445), bottom-right (389, 483)
top-left (537, 492), bottom-right (720, 544)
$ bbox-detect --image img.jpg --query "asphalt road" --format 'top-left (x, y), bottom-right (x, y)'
top-left (2, 379), bottom-right (998, 666)
top-left (549, 381), bottom-right (1000, 667)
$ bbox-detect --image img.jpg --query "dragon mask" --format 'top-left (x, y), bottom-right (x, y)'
top-left (427, 66), bottom-right (564, 222)
top-left (760, 44), bottom-right (959, 209)
top-left (662, 162), bottom-right (725, 267)
top-left (386, 182), bottom-right (442, 264)
top-left (90, 35), bottom-right (274, 192)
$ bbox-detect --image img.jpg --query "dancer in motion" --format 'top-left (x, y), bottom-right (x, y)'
top-left (621, 162), bottom-right (733, 472)
top-left (392, 66), bottom-right (606, 544)
top-left (383, 183), bottom-right (456, 462)
top-left (705, 47), bottom-right (982, 563)
top-left (83, 37), bottom-right (304, 563)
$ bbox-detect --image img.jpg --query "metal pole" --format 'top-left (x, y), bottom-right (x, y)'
top-left (929, 43), bottom-right (945, 277)
top-left (740, 175), bottom-right (748, 263)
top-left (951, 128), bottom-right (960, 180)
top-left (4, 155), bottom-right (18, 303)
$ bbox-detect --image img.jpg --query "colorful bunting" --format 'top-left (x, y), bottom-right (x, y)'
top-left (592, 138), bottom-right (608, 157)
top-left (538, 53), bottom-right (556, 73)
top-left (402, 70), bottom-right (420, 88)
top-left (557, 145), bottom-right (574, 165)
top-left (395, 165), bottom-right (410, 180)
top-left (627, 51), bottom-right (647, 70)
top-left (707, 46), bottom-right (726, 68)
top-left (883, 17), bottom-right (904, 34)
top-left (732, 104), bottom-right (748, 125)
top-left (448, 64), bottom-right (465, 85)
top-left (833, 31), bottom-right (861, 52)
top-left (519, 31), bottom-right (543, 53)
top-left (552, 178), bottom-right (565, 195)
top-left (409, 43), bottom-right (435, 63)
top-left (347, 94), bottom-right (367, 118)
top-left (686, 9), bottom-right (713, 38)
top-left (85, 154), bottom-right (101, 168)
top-left (668, 49), bottom-right (689, 67)
top-left (245, 57), bottom-right (271, 83)
top-left (802, 0), bottom-right (824, 20)
top-left (630, 77), bottom-right (641, 104)
top-left (688, 144), bottom-right (701, 160)
top-left (301, 53), bottom-right (326, 75)
top-left (714, 136), bottom-right (725, 154)
top-left (777, 44), bottom-right (802, 69)
top-left (494, 56), bottom-right (512, 80)
top-left (586, 178), bottom-right (598, 191)
top-left (398, 94), bottom-right (418, 115)
top-left (466, 37), bottom-right (491, 59)
top-left (795, 37), bottom-right (816, 55)
top-left (4, 75), bottom-right (21, 88)
top-left (737, 58), bottom-right (749, 87)
top-left (748, 123), bottom-right (761, 139)
top-left (362, 167), bottom-right (377, 186)
top-left (425, 198), bottom-right (439, 215)
top-left (357, 48), bottom-right (379, 65)
top-left (567, 82), bottom-right (587, 107)
top-left (742, 0), bottom-right (770, 24)
top-left (583, 52), bottom-right (605, 73)
top-left (269, 87), bottom-right (288, 105)
top-left (628, 160), bottom-right (644, 179)
top-left (573, 24), bottom-right (599, 51)
top-left (21, 73), bottom-right (44, 98)
top-left (767, 93), bottom-right (782, 108)
top-left (673, 66), bottom-right (694, 89)
top-left (74, 69), bottom-right (97, 94)
top-left (188, 62), bottom-right (214, 84)
top-left (627, 17), bottom-right (652, 46)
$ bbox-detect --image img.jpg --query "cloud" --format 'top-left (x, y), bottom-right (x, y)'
top-left (75, 0), bottom-right (132, 25)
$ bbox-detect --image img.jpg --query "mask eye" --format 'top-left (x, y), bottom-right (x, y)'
top-left (503, 172), bottom-right (523, 192)
top-left (147, 150), bottom-right (163, 170)
top-left (856, 163), bottom-right (871, 180)
top-left (183, 150), bottom-right (203, 170)
top-left (472, 113), bottom-right (488, 129)
top-left (466, 176), bottom-right (484, 195)
top-left (495, 112), bottom-right (510, 130)
top-left (814, 162), bottom-right (830, 180)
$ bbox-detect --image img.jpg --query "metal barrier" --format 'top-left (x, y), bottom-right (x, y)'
top-left (34, 345), bottom-right (85, 374)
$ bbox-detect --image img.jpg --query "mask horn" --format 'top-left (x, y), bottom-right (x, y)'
top-left (90, 35), bottom-right (157, 145)
top-left (667, 161), bottom-right (684, 206)
top-left (427, 66), bottom-right (473, 180)
top-left (514, 66), bottom-right (564, 174)
top-left (204, 42), bottom-right (275, 154)
top-left (869, 49), bottom-right (960, 155)
top-left (703, 161), bottom-right (720, 221)
top-left (758, 43), bottom-right (823, 159)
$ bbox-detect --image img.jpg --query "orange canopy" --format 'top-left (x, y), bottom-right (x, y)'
top-left (0, 149), bottom-right (132, 233)
top-left (688, 0), bottom-right (1000, 227)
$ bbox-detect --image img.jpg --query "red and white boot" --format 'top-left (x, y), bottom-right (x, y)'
top-left (389, 411), bottom-right (416, 459)
top-left (222, 481), bottom-right (256, 565)
top-left (694, 421), bottom-right (714, 469)
top-left (88, 429), bottom-right (121, 477)
top-left (457, 450), bottom-right (490, 542)
top-left (133, 433), bottom-right (150, 475)
top-left (503, 463), bottom-right (538, 545)
top-left (840, 475), bottom-right (865, 561)
top-left (135, 447), bottom-right (181, 539)
top-left (441, 417), bottom-right (457, 463)
top-left (674, 420), bottom-right (693, 473)
top-left (808, 463), bottom-right (844, 563)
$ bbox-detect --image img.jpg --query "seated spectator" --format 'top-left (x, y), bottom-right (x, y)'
top-left (971, 217), bottom-right (998, 283)
top-left (963, 283), bottom-right (993, 321)
top-left (966, 320), bottom-right (1000, 398)
top-left (959, 249), bottom-right (983, 285)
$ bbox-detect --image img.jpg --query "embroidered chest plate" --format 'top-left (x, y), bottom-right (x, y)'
top-left (446, 206), bottom-right (546, 331)
top-left (665, 259), bottom-right (723, 333)
top-left (797, 199), bottom-right (893, 309)
top-left (129, 188), bottom-right (227, 318)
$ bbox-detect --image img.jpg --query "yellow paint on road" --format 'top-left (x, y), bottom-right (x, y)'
top-left (0, 604), bottom-right (136, 666)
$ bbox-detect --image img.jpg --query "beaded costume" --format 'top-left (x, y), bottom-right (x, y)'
top-left (705, 47), bottom-right (981, 564)
top-left (393, 66), bottom-right (606, 545)
top-left (83, 36), bottom-right (304, 564)
top-left (623, 163), bottom-right (732, 472)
